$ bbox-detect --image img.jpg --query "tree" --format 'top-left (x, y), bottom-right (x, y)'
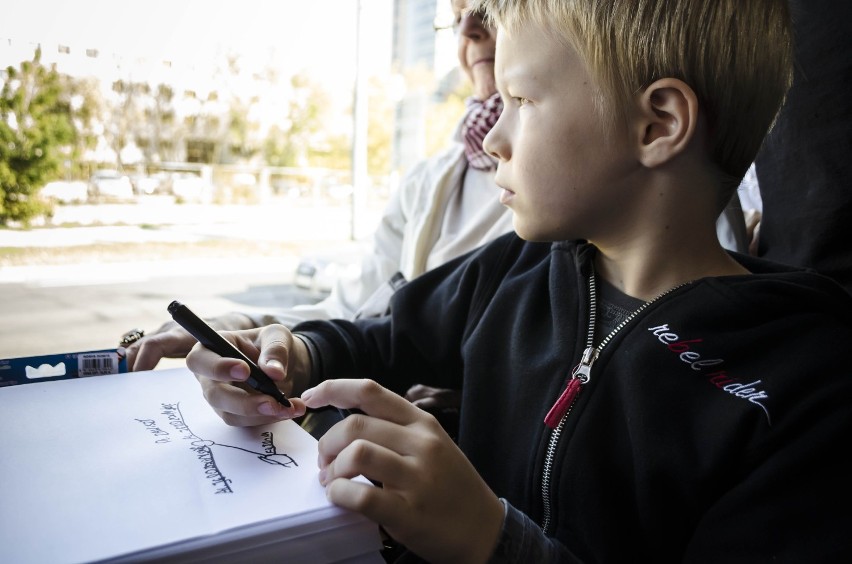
top-left (366, 75), bottom-right (394, 176)
top-left (224, 95), bottom-right (260, 162)
top-left (264, 72), bottom-right (332, 168)
top-left (144, 84), bottom-right (177, 163)
top-left (106, 79), bottom-right (149, 169)
top-left (0, 48), bottom-right (76, 226)
top-left (63, 75), bottom-right (100, 179)
top-left (425, 73), bottom-right (470, 159)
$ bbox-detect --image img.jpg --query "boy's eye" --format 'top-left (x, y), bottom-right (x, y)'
top-left (515, 97), bottom-right (531, 106)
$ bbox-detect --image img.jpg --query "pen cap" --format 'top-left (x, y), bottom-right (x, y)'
top-left (167, 300), bottom-right (183, 316)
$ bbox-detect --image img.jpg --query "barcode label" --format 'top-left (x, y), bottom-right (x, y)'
top-left (77, 353), bottom-right (119, 377)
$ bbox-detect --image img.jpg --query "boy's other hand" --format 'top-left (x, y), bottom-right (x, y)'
top-left (302, 379), bottom-right (504, 564)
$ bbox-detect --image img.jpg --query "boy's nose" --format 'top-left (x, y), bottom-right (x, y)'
top-left (482, 120), bottom-right (507, 162)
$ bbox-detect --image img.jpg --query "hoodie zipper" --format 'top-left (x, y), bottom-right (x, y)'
top-left (540, 270), bottom-right (689, 534)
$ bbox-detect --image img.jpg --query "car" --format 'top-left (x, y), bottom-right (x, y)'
top-left (129, 173), bottom-right (169, 196)
top-left (170, 173), bottom-right (214, 203)
top-left (40, 180), bottom-right (88, 204)
top-left (88, 170), bottom-right (134, 201)
top-left (293, 246), bottom-right (366, 295)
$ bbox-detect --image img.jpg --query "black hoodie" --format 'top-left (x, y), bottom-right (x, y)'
top-left (295, 232), bottom-right (852, 562)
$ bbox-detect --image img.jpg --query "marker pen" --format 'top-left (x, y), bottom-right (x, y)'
top-left (167, 300), bottom-right (291, 408)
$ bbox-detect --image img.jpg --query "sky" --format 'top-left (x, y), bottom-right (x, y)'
top-left (0, 0), bottom-right (394, 89)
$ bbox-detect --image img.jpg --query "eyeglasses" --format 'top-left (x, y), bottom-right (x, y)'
top-left (433, 7), bottom-right (487, 33)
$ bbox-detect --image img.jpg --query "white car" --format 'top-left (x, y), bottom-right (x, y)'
top-left (170, 173), bottom-right (214, 203)
top-left (294, 247), bottom-right (364, 295)
top-left (129, 174), bottom-right (168, 196)
top-left (88, 170), bottom-right (134, 201)
top-left (40, 180), bottom-right (88, 203)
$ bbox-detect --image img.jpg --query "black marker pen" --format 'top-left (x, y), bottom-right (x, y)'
top-left (167, 300), bottom-right (291, 408)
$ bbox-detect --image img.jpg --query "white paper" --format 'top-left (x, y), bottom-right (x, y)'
top-left (0, 367), bottom-right (381, 563)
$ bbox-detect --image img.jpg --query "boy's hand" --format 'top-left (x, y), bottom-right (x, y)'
top-left (186, 324), bottom-right (308, 426)
top-left (302, 379), bottom-right (504, 564)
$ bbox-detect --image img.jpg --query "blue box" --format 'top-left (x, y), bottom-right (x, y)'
top-left (0, 349), bottom-right (128, 387)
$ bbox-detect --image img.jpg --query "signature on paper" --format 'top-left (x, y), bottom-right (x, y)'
top-left (135, 402), bottom-right (297, 494)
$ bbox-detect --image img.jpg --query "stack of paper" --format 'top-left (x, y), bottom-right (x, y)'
top-left (0, 367), bottom-right (382, 563)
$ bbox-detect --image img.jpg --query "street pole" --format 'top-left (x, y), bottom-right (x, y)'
top-left (350, 0), bottom-right (369, 241)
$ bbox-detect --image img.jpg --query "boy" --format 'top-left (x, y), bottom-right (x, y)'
top-left (188, 0), bottom-right (852, 561)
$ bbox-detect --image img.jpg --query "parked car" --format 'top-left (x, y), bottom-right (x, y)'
top-left (170, 173), bottom-right (214, 203)
top-left (129, 173), bottom-right (169, 196)
top-left (40, 180), bottom-right (88, 204)
top-left (88, 170), bottom-right (134, 201)
top-left (294, 247), bottom-right (365, 295)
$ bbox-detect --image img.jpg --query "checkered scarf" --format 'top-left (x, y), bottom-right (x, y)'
top-left (461, 92), bottom-right (503, 170)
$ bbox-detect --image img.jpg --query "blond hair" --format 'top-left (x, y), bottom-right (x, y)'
top-left (474, 0), bottom-right (793, 189)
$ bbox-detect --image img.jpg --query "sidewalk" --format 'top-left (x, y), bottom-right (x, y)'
top-left (0, 199), bottom-right (380, 272)
top-left (1, 198), bottom-right (377, 248)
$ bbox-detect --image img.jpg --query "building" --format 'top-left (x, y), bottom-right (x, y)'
top-left (390, 0), bottom-right (458, 173)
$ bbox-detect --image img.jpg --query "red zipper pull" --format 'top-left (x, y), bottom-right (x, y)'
top-left (544, 377), bottom-right (581, 429)
top-left (544, 347), bottom-right (597, 429)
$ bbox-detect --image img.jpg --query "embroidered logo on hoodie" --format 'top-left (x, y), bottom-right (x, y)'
top-left (648, 324), bottom-right (771, 425)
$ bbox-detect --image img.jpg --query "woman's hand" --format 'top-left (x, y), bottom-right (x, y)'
top-left (301, 379), bottom-right (504, 564)
top-left (125, 321), bottom-right (196, 371)
top-left (126, 312), bottom-right (258, 372)
top-left (186, 324), bottom-right (310, 426)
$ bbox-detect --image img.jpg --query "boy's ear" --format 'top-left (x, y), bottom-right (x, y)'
top-left (634, 78), bottom-right (699, 168)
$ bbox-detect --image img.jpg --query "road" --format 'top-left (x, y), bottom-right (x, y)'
top-left (0, 197), bottom-right (380, 364)
top-left (0, 257), bottom-right (325, 363)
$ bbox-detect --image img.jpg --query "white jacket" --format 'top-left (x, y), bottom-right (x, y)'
top-left (254, 139), bottom-right (514, 327)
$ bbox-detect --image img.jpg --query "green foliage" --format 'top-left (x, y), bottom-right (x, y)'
top-left (263, 73), bottom-right (396, 175)
top-left (226, 101), bottom-right (259, 161)
top-left (61, 74), bottom-right (100, 178)
top-left (263, 72), bottom-right (333, 168)
top-left (307, 132), bottom-right (352, 171)
top-left (366, 75), bottom-right (394, 176)
top-left (0, 48), bottom-right (77, 226)
top-left (263, 124), bottom-right (299, 167)
top-left (425, 79), bottom-right (471, 158)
